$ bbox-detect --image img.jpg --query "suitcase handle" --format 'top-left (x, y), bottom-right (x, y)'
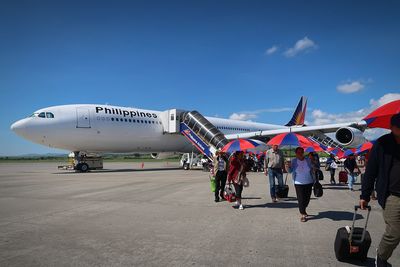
top-left (349, 205), bottom-right (371, 243)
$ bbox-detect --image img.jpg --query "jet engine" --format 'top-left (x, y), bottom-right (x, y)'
top-left (150, 152), bottom-right (179, 159)
top-left (335, 127), bottom-right (366, 147)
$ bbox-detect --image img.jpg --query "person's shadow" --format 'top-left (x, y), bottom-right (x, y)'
top-left (340, 257), bottom-right (376, 267)
top-left (307, 211), bottom-right (363, 221)
top-left (245, 202), bottom-right (299, 209)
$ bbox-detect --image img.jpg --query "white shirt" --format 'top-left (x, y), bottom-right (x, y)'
top-left (294, 159), bottom-right (313, 185)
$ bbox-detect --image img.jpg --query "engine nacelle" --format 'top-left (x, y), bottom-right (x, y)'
top-left (150, 152), bottom-right (179, 159)
top-left (335, 127), bottom-right (366, 147)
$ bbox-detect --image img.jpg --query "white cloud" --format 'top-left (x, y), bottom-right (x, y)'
top-left (284, 37), bottom-right (317, 57)
top-left (229, 107), bottom-right (292, 121)
top-left (310, 108), bottom-right (366, 126)
top-left (308, 93), bottom-right (400, 139)
top-left (369, 93), bottom-right (400, 108)
top-left (337, 81), bottom-right (364, 94)
top-left (229, 113), bottom-right (257, 121)
top-left (265, 45), bottom-right (278, 55)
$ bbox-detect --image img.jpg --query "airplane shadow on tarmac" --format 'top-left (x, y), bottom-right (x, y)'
top-left (53, 167), bottom-right (182, 174)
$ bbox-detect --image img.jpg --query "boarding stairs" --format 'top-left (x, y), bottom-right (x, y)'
top-left (308, 132), bottom-right (345, 150)
top-left (160, 109), bottom-right (228, 159)
top-left (180, 111), bottom-right (229, 159)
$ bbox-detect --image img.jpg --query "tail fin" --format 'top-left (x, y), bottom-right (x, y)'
top-left (285, 96), bottom-right (307, 126)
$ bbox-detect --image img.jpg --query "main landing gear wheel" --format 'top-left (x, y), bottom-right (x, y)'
top-left (76, 163), bottom-right (89, 172)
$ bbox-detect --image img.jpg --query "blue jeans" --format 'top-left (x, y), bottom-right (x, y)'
top-left (348, 173), bottom-right (356, 189)
top-left (268, 168), bottom-right (284, 198)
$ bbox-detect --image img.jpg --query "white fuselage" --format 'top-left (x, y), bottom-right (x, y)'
top-left (11, 104), bottom-right (285, 153)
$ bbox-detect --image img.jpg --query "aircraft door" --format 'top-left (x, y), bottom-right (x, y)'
top-left (76, 107), bottom-right (91, 128)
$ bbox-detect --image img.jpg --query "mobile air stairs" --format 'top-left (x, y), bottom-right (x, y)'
top-left (160, 109), bottom-right (229, 160)
top-left (308, 132), bottom-right (345, 150)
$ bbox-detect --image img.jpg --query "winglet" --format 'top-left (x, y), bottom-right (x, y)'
top-left (285, 96), bottom-right (307, 126)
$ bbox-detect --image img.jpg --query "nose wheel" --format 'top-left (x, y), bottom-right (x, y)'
top-left (73, 151), bottom-right (89, 172)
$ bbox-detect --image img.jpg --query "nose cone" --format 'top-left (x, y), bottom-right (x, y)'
top-left (11, 119), bottom-right (27, 137)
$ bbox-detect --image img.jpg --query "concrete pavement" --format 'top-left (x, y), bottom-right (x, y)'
top-left (0, 162), bottom-right (398, 266)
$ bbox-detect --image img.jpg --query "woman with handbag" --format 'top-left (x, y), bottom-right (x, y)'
top-left (227, 151), bottom-right (249, 210)
top-left (286, 147), bottom-right (316, 222)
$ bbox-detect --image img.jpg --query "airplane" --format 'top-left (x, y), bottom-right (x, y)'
top-left (11, 96), bottom-right (376, 170)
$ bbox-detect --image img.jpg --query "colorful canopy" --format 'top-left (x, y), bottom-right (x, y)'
top-left (221, 138), bottom-right (260, 153)
top-left (344, 148), bottom-right (357, 157)
top-left (363, 100), bottom-right (400, 129)
top-left (305, 143), bottom-right (327, 153)
top-left (327, 147), bottom-right (345, 158)
top-left (267, 133), bottom-right (314, 148)
top-left (356, 141), bottom-right (376, 154)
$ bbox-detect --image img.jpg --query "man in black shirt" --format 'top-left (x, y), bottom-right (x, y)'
top-left (360, 113), bottom-right (400, 267)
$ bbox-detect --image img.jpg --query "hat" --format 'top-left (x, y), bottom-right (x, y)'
top-left (391, 113), bottom-right (400, 128)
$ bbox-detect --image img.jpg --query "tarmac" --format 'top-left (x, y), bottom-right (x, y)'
top-left (0, 162), bottom-right (399, 267)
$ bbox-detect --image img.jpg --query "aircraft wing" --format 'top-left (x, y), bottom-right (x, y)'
top-left (225, 121), bottom-right (368, 140)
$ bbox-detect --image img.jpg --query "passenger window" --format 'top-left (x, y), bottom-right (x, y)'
top-left (38, 112), bottom-right (46, 118)
top-left (129, 119), bottom-right (131, 122)
top-left (111, 118), bottom-right (114, 121)
top-left (116, 118), bottom-right (119, 121)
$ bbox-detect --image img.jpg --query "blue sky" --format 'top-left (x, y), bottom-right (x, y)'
top-left (1, 0), bottom-right (399, 155)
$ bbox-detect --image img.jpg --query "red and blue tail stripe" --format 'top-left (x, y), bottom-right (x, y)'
top-left (285, 96), bottom-right (307, 126)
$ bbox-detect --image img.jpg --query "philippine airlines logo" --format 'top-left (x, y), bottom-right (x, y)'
top-left (183, 129), bottom-right (206, 151)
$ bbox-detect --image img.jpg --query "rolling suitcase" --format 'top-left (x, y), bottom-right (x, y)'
top-left (275, 173), bottom-right (289, 198)
top-left (316, 169), bottom-right (324, 180)
top-left (275, 185), bottom-right (289, 198)
top-left (339, 171), bottom-right (348, 183)
top-left (334, 205), bottom-right (372, 262)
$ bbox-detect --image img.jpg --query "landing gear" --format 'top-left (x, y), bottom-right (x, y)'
top-left (73, 151), bottom-right (101, 172)
top-left (76, 162), bottom-right (89, 172)
top-left (183, 163), bottom-right (190, 170)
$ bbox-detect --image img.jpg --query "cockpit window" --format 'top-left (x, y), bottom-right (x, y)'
top-left (46, 112), bottom-right (54, 118)
top-left (30, 112), bottom-right (54, 118)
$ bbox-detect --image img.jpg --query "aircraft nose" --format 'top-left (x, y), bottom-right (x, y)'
top-left (11, 120), bottom-right (27, 136)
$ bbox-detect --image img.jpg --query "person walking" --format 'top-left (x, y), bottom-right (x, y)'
top-left (227, 151), bottom-right (248, 210)
top-left (213, 151), bottom-right (227, 202)
top-left (326, 154), bottom-right (339, 184)
top-left (360, 113), bottom-right (400, 267)
top-left (309, 152), bottom-right (322, 180)
top-left (286, 147), bottom-right (316, 222)
top-left (344, 154), bottom-right (361, 191)
top-left (264, 144), bottom-right (285, 202)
